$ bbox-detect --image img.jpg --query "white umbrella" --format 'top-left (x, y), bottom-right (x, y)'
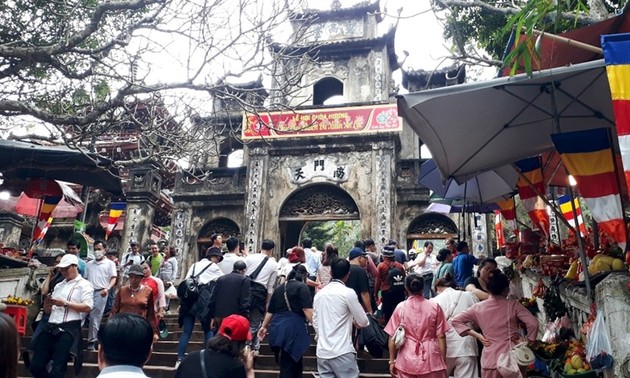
top-left (398, 59), bottom-right (615, 183)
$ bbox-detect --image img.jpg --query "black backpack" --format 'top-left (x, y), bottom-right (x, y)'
top-left (386, 263), bottom-right (405, 294)
top-left (177, 261), bottom-right (213, 303)
top-left (248, 257), bottom-right (269, 313)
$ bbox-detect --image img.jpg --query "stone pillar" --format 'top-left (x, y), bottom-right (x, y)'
top-left (170, 204), bottom-right (193, 279)
top-left (373, 141), bottom-right (395, 249)
top-left (0, 212), bottom-right (24, 248)
top-left (244, 147), bottom-right (268, 254)
top-left (120, 165), bottom-right (161, 252)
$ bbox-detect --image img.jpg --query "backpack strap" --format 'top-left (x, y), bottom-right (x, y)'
top-left (199, 349), bottom-right (208, 378)
top-left (192, 261), bottom-right (213, 280)
top-left (249, 256), bottom-right (269, 281)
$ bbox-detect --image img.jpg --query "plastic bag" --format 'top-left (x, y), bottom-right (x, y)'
top-left (586, 312), bottom-right (614, 370)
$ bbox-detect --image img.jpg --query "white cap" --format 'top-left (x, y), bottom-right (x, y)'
top-left (56, 254), bottom-right (79, 268)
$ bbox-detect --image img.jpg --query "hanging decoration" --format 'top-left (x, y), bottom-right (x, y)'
top-left (551, 128), bottom-right (626, 250)
top-left (495, 197), bottom-right (518, 237)
top-left (515, 156), bottom-right (550, 237)
top-left (495, 211), bottom-right (505, 248)
top-left (105, 202), bottom-right (126, 240)
top-left (557, 195), bottom-right (587, 237)
top-left (32, 196), bottom-right (62, 245)
top-left (601, 33), bottom-right (630, 197)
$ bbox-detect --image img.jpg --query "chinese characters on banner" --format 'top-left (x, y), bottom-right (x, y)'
top-left (289, 157), bottom-right (350, 185)
top-left (242, 103), bottom-right (402, 140)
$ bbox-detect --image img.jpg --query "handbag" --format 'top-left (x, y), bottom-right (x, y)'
top-left (496, 301), bottom-right (535, 378)
top-left (392, 302), bottom-right (406, 349)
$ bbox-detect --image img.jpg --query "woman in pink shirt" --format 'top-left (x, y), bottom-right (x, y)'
top-left (451, 270), bottom-right (539, 378)
top-left (384, 273), bottom-right (449, 378)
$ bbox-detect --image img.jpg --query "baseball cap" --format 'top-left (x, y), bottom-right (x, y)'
top-left (387, 239), bottom-right (397, 246)
top-left (348, 247), bottom-right (367, 260)
top-left (56, 254), bottom-right (78, 268)
top-left (127, 264), bottom-right (144, 276)
top-left (218, 314), bottom-right (252, 341)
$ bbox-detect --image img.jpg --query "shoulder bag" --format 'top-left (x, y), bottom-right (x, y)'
top-left (392, 301), bottom-right (406, 349)
top-left (496, 301), bottom-right (535, 378)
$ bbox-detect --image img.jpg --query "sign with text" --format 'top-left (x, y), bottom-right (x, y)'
top-left (242, 103), bottom-right (401, 140)
top-left (288, 157), bottom-right (350, 184)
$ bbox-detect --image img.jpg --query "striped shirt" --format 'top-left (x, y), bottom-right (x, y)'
top-left (49, 275), bottom-right (94, 324)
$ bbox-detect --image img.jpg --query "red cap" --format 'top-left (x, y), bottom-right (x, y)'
top-left (218, 314), bottom-right (252, 341)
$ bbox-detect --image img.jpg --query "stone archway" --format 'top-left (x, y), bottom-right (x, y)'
top-left (278, 184), bottom-right (360, 253)
top-left (197, 218), bottom-right (240, 259)
top-left (406, 213), bottom-right (458, 249)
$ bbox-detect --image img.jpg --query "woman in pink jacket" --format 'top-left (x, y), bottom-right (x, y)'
top-left (451, 270), bottom-right (539, 378)
top-left (384, 273), bottom-right (449, 378)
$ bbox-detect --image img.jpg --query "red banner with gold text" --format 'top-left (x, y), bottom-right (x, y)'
top-left (242, 103), bottom-right (402, 140)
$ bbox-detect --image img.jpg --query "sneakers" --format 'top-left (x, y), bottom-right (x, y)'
top-left (174, 360), bottom-right (181, 369)
top-left (252, 350), bottom-right (259, 358)
top-left (86, 341), bottom-right (96, 351)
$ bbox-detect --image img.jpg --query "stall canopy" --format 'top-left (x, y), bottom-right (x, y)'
top-left (0, 140), bottom-right (122, 195)
top-left (397, 59), bottom-right (616, 184)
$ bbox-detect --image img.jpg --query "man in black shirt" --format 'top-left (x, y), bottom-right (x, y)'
top-left (210, 261), bottom-right (251, 329)
top-left (346, 247), bottom-right (373, 314)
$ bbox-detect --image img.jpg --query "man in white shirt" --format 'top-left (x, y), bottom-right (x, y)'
top-left (313, 258), bottom-right (369, 378)
top-left (244, 239), bottom-right (278, 355)
top-left (97, 313), bottom-right (153, 378)
top-left (175, 246), bottom-right (224, 366)
top-left (407, 241), bottom-right (439, 298)
top-left (85, 240), bottom-right (118, 351)
top-left (121, 241), bottom-right (144, 283)
top-left (30, 254), bottom-right (94, 378)
top-left (218, 237), bottom-right (244, 274)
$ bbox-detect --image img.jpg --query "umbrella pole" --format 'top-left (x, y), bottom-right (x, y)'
top-left (27, 198), bottom-right (44, 257)
top-left (567, 183), bottom-right (592, 298)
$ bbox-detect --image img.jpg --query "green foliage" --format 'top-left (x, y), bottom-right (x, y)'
top-left (302, 220), bottom-right (362, 257)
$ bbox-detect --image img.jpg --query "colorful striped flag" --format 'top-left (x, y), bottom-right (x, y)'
top-left (495, 198), bottom-right (518, 237)
top-left (557, 195), bottom-right (586, 237)
top-left (495, 211), bottom-right (505, 248)
top-left (32, 196), bottom-right (62, 244)
top-left (515, 157), bottom-right (550, 236)
top-left (105, 202), bottom-right (126, 240)
top-left (551, 128), bottom-right (626, 249)
top-left (602, 33), bottom-right (630, 199)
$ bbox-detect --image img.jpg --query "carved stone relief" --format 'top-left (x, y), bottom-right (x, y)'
top-left (280, 185), bottom-right (359, 218)
top-left (245, 148), bottom-right (267, 253)
top-left (373, 52), bottom-right (383, 101)
top-left (306, 20), bottom-right (363, 43)
top-left (287, 155), bottom-right (350, 185)
top-left (407, 213), bottom-right (458, 235)
top-left (373, 142), bottom-right (394, 245)
top-left (198, 218), bottom-right (241, 239)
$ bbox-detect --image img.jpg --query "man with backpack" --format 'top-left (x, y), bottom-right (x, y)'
top-left (244, 239), bottom-right (278, 357)
top-left (374, 247), bottom-right (406, 324)
top-left (175, 246), bottom-right (224, 368)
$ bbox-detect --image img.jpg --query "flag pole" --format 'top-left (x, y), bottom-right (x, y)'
top-left (567, 183), bottom-right (592, 298)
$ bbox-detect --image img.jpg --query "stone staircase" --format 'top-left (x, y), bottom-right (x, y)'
top-left (18, 313), bottom-right (390, 377)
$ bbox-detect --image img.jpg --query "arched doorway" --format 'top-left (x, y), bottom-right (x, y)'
top-left (406, 213), bottom-right (458, 251)
top-left (279, 184), bottom-right (360, 254)
top-left (197, 218), bottom-right (240, 259)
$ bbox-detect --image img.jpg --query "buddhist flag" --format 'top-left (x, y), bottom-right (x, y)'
top-left (557, 195), bottom-right (586, 237)
top-left (515, 157), bottom-right (550, 236)
top-left (105, 202), bottom-right (126, 240)
top-left (552, 128), bottom-right (626, 249)
top-left (495, 211), bottom-right (505, 248)
top-left (32, 196), bottom-right (62, 244)
top-left (602, 33), bottom-right (630, 198)
top-left (496, 198), bottom-right (518, 237)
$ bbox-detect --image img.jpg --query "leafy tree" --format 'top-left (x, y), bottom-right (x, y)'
top-left (431, 0), bottom-right (629, 72)
top-left (0, 0), bottom-right (315, 175)
top-left (302, 220), bottom-right (361, 257)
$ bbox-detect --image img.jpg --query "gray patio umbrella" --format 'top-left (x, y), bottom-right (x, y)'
top-left (419, 159), bottom-right (517, 204)
top-left (398, 59), bottom-right (615, 183)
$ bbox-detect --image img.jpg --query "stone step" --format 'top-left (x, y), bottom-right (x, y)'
top-left (19, 363), bottom-right (390, 378)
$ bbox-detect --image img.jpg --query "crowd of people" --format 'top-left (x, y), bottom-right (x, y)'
top-left (0, 235), bottom-right (542, 378)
